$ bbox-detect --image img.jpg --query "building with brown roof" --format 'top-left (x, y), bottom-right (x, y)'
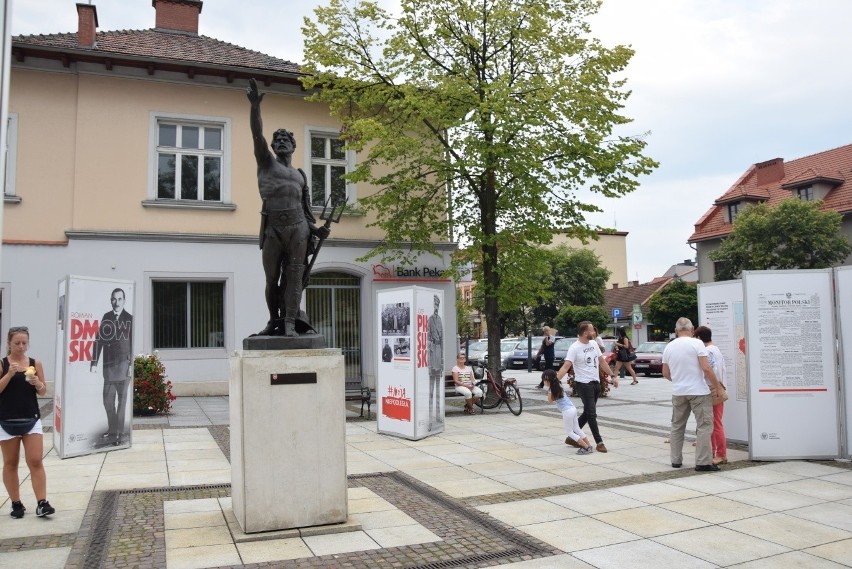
top-left (688, 144), bottom-right (852, 283)
top-left (2, 0), bottom-right (457, 395)
top-left (603, 277), bottom-right (672, 344)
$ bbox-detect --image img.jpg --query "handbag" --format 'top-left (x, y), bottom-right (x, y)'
top-left (0, 417), bottom-right (39, 436)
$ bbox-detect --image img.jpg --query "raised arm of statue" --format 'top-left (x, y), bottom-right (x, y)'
top-left (247, 78), bottom-right (269, 165)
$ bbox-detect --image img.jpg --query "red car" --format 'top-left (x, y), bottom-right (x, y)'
top-left (598, 338), bottom-right (617, 368)
top-left (631, 342), bottom-right (668, 376)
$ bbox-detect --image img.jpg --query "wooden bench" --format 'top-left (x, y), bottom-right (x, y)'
top-left (345, 379), bottom-right (373, 419)
top-left (445, 373), bottom-right (465, 398)
top-left (347, 374), bottom-right (473, 420)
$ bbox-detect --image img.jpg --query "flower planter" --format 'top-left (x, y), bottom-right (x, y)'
top-left (133, 353), bottom-right (175, 415)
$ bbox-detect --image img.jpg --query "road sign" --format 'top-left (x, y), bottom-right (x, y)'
top-left (612, 308), bottom-right (622, 319)
top-left (632, 311), bottom-right (643, 324)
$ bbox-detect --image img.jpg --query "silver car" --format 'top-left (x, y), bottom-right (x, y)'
top-left (465, 340), bottom-right (489, 367)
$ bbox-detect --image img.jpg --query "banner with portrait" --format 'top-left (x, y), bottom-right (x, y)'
top-left (54, 276), bottom-right (136, 458)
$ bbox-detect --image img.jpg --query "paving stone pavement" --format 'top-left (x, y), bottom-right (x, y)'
top-left (1, 373), bottom-right (851, 568)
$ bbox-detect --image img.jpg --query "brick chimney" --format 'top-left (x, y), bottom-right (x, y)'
top-left (153, 0), bottom-right (203, 34)
top-left (76, 3), bottom-right (98, 48)
top-left (755, 158), bottom-right (784, 186)
top-left (632, 280), bottom-right (639, 287)
top-left (612, 283), bottom-right (618, 289)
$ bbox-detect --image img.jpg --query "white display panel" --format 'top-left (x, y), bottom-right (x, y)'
top-left (53, 279), bottom-right (66, 452)
top-left (697, 280), bottom-right (747, 443)
top-left (836, 266), bottom-right (852, 458)
top-left (376, 286), bottom-right (444, 439)
top-left (55, 276), bottom-right (135, 458)
top-left (743, 270), bottom-right (839, 460)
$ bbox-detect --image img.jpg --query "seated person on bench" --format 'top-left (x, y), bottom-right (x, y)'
top-left (452, 353), bottom-right (482, 415)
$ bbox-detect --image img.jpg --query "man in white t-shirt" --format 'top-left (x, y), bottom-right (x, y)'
top-left (556, 321), bottom-right (618, 453)
top-left (662, 317), bottom-right (721, 472)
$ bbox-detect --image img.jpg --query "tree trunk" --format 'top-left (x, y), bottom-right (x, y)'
top-left (481, 167), bottom-right (501, 381)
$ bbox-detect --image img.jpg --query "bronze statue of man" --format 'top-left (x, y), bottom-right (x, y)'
top-left (247, 78), bottom-right (329, 337)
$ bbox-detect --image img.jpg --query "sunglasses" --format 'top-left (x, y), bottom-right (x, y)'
top-left (8, 326), bottom-right (28, 333)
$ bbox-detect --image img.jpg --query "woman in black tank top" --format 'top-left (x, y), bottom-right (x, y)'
top-left (0, 326), bottom-right (54, 518)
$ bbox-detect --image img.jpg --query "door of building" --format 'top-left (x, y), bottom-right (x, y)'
top-left (305, 272), bottom-right (361, 381)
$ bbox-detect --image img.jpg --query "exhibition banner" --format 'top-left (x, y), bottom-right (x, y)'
top-left (377, 287), bottom-right (415, 438)
top-left (836, 266), bottom-right (852, 458)
top-left (697, 280), bottom-right (747, 443)
top-left (376, 286), bottom-right (444, 440)
top-left (415, 287), bottom-right (444, 437)
top-left (743, 269), bottom-right (839, 460)
top-left (52, 280), bottom-right (66, 451)
top-left (55, 276), bottom-right (135, 458)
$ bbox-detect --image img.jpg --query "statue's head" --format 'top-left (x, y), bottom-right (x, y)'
top-left (271, 129), bottom-right (296, 156)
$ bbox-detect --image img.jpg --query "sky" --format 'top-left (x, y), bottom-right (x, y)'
top-left (11, 0), bottom-right (852, 282)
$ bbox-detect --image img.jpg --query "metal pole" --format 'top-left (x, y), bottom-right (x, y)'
top-left (526, 334), bottom-right (533, 373)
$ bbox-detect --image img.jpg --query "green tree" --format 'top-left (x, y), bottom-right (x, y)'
top-left (647, 280), bottom-right (698, 333)
top-left (533, 246), bottom-right (610, 325)
top-left (489, 244), bottom-right (555, 336)
top-left (302, 0), bottom-right (656, 376)
top-left (710, 198), bottom-right (852, 281)
top-left (554, 305), bottom-right (610, 336)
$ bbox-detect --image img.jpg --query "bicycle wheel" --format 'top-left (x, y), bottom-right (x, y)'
top-left (503, 383), bottom-right (523, 416)
top-left (476, 380), bottom-right (501, 409)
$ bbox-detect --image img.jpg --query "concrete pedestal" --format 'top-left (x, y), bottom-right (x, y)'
top-left (230, 349), bottom-right (347, 533)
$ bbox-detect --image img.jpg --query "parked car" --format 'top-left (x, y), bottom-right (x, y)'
top-left (466, 338), bottom-right (520, 369)
top-left (509, 336), bottom-right (564, 369)
top-left (632, 341), bottom-right (668, 376)
top-left (600, 337), bottom-right (617, 367)
top-left (465, 339), bottom-right (489, 367)
top-left (551, 337), bottom-right (579, 369)
top-left (489, 338), bottom-right (524, 370)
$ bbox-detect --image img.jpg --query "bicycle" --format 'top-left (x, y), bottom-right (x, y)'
top-left (471, 361), bottom-right (523, 416)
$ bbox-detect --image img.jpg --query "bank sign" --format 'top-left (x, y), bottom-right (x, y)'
top-left (372, 263), bottom-right (448, 280)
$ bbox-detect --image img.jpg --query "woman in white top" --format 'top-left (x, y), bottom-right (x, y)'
top-left (452, 354), bottom-right (482, 415)
top-left (694, 326), bottom-right (727, 464)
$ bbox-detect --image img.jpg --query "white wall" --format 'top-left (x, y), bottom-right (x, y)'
top-left (1, 237), bottom-right (457, 395)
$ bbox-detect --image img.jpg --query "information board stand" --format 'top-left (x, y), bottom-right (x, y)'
top-left (835, 266), bottom-right (852, 459)
top-left (54, 276), bottom-right (136, 458)
top-left (697, 280), bottom-right (747, 443)
top-left (743, 269), bottom-right (840, 460)
top-left (376, 286), bottom-right (444, 440)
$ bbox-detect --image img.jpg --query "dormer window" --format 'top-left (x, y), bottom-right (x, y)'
top-left (728, 202), bottom-right (743, 222)
top-left (796, 186), bottom-right (814, 200)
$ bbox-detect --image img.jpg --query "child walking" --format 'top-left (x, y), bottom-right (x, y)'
top-left (542, 370), bottom-right (594, 455)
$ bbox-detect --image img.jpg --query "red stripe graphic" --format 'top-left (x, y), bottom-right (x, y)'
top-left (758, 388), bottom-right (828, 392)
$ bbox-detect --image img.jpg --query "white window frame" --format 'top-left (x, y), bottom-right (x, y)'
top-left (304, 125), bottom-right (356, 209)
top-left (147, 112), bottom-right (232, 207)
top-left (4, 113), bottom-right (18, 202)
top-left (144, 271), bottom-right (233, 360)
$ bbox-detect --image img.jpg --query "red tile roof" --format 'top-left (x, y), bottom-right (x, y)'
top-left (604, 278), bottom-right (671, 317)
top-left (689, 143), bottom-right (852, 243)
top-left (12, 29), bottom-right (301, 76)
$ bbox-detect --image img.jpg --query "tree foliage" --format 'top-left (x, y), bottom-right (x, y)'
top-left (302, 0), bottom-right (656, 376)
top-left (709, 198), bottom-right (852, 281)
top-left (647, 279), bottom-right (698, 333)
top-left (499, 245), bottom-right (610, 335)
top-left (532, 245), bottom-right (610, 325)
top-left (555, 305), bottom-right (610, 336)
